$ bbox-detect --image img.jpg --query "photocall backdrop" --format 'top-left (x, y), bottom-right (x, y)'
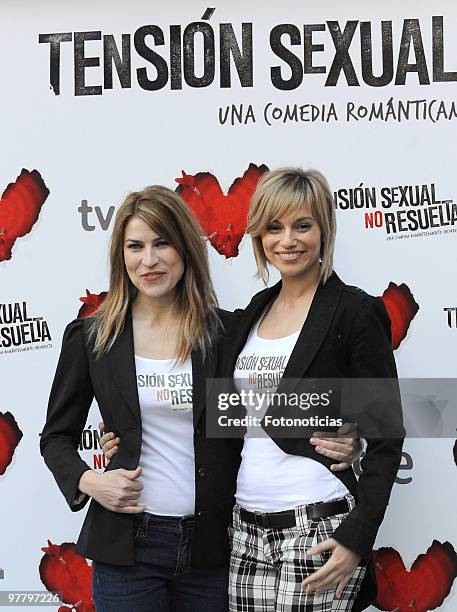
top-left (1, 1), bottom-right (457, 610)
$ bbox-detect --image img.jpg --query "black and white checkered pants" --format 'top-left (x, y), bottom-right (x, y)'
top-left (228, 495), bottom-right (366, 611)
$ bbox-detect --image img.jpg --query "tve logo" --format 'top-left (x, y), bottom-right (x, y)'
top-left (78, 200), bottom-right (115, 231)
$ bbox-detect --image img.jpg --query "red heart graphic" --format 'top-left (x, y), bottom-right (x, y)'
top-left (78, 289), bottom-right (107, 318)
top-left (40, 541), bottom-right (94, 612)
top-left (175, 163), bottom-right (269, 258)
top-left (373, 541), bottom-right (457, 611)
top-left (0, 411), bottom-right (23, 475)
top-left (0, 169), bottom-right (49, 261)
top-left (379, 282), bottom-right (419, 349)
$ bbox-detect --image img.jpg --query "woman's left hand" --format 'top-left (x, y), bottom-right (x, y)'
top-left (301, 538), bottom-right (361, 597)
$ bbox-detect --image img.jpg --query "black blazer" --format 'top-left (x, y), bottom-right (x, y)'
top-left (40, 310), bottom-right (242, 568)
top-left (218, 272), bottom-right (404, 611)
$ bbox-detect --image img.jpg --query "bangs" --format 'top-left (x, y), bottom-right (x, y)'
top-left (250, 175), bottom-right (314, 236)
top-left (135, 203), bottom-right (184, 255)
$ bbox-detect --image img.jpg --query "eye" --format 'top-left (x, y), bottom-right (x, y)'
top-left (296, 222), bottom-right (312, 230)
top-left (127, 242), bottom-right (142, 249)
top-left (266, 222), bottom-right (282, 232)
top-left (155, 239), bottom-right (169, 247)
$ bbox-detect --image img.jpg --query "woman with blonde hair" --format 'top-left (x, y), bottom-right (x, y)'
top-left (222, 167), bottom-right (404, 611)
top-left (41, 185), bottom-right (240, 611)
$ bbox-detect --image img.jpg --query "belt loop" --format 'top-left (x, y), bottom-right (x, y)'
top-left (232, 504), bottom-right (242, 530)
top-left (143, 511), bottom-right (150, 530)
top-left (134, 510), bottom-right (148, 538)
top-left (346, 493), bottom-right (356, 511)
top-left (294, 504), bottom-right (309, 531)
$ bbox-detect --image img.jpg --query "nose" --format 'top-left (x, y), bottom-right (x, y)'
top-left (280, 227), bottom-right (298, 249)
top-left (141, 246), bottom-right (159, 267)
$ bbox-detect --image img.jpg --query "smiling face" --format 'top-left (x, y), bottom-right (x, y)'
top-left (123, 216), bottom-right (185, 303)
top-left (261, 203), bottom-right (322, 280)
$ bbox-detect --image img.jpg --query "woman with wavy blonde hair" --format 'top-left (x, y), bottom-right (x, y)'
top-left (41, 186), bottom-right (236, 612)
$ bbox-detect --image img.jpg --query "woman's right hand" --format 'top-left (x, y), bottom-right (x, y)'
top-left (78, 467), bottom-right (144, 514)
top-left (99, 421), bottom-right (120, 460)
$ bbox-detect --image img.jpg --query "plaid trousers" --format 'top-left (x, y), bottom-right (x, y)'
top-left (228, 495), bottom-right (366, 611)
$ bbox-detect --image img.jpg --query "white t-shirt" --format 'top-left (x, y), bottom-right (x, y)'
top-left (234, 316), bottom-right (349, 512)
top-left (136, 355), bottom-right (195, 516)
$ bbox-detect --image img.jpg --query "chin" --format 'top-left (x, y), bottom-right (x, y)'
top-left (137, 285), bottom-right (169, 299)
top-left (278, 263), bottom-right (318, 279)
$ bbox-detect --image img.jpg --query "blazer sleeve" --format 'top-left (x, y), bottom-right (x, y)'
top-left (332, 296), bottom-right (405, 561)
top-left (40, 319), bottom-right (94, 511)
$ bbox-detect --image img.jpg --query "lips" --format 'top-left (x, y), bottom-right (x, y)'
top-left (141, 272), bottom-right (165, 280)
top-left (276, 251), bottom-right (305, 260)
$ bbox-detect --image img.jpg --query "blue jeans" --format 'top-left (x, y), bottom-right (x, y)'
top-left (93, 513), bottom-right (229, 611)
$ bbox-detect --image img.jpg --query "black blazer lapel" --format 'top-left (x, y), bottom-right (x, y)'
top-left (107, 313), bottom-right (141, 425)
top-left (225, 273), bottom-right (344, 384)
top-left (277, 272), bottom-right (345, 387)
top-left (262, 272), bottom-right (344, 422)
top-left (222, 281), bottom-right (282, 377)
top-left (192, 349), bottom-right (216, 428)
top-left (106, 313), bottom-right (214, 429)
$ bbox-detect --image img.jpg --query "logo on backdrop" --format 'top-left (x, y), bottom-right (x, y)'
top-left (38, 15), bottom-right (457, 96)
top-left (78, 199), bottom-right (115, 232)
top-left (0, 411), bottom-right (23, 475)
top-left (444, 307), bottom-right (457, 328)
top-left (37, 15), bottom-right (457, 128)
top-left (0, 169), bottom-right (49, 262)
top-left (40, 541), bottom-right (94, 612)
top-left (373, 541), bottom-right (457, 611)
top-left (335, 182), bottom-right (457, 240)
top-left (0, 302), bottom-right (52, 355)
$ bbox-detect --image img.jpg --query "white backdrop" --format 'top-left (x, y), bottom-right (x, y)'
top-left (1, 1), bottom-right (456, 610)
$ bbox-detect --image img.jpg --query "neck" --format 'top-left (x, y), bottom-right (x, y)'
top-left (132, 292), bottom-right (179, 326)
top-left (278, 263), bottom-right (321, 304)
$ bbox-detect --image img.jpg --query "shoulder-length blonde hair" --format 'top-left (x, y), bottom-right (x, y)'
top-left (89, 185), bottom-right (221, 361)
top-left (247, 167), bottom-right (336, 284)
